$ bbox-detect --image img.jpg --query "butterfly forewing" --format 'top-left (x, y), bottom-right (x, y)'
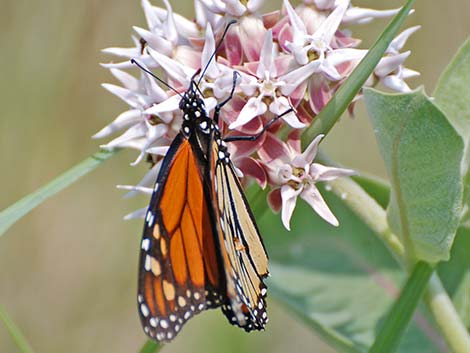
top-left (138, 135), bottom-right (224, 342)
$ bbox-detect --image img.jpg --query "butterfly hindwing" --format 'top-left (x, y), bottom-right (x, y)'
top-left (211, 141), bottom-right (269, 331)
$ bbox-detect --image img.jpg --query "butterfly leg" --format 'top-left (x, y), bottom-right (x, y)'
top-left (213, 71), bottom-right (240, 124)
top-left (223, 108), bottom-right (294, 142)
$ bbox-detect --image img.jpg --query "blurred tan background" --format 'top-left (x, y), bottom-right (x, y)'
top-left (0, 1), bottom-right (468, 353)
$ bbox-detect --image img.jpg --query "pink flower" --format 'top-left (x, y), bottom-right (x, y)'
top-left (260, 133), bottom-right (355, 230)
top-left (231, 29), bottom-right (322, 129)
top-left (96, 0), bottom-right (418, 230)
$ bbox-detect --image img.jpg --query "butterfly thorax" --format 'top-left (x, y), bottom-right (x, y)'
top-left (179, 87), bottom-right (231, 164)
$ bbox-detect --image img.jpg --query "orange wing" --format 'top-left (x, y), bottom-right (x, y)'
top-left (137, 135), bottom-right (223, 342)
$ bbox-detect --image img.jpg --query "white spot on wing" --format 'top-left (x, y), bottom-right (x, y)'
top-left (144, 255), bottom-right (151, 271)
top-left (141, 238), bottom-right (150, 251)
top-left (149, 317), bottom-right (157, 327)
top-left (140, 303), bottom-right (149, 317)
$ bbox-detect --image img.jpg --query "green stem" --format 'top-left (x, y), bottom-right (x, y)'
top-left (369, 262), bottom-right (434, 353)
top-left (0, 304), bottom-right (36, 353)
top-left (327, 176), bottom-right (405, 261)
top-left (138, 340), bottom-right (163, 353)
top-left (424, 275), bottom-right (470, 353)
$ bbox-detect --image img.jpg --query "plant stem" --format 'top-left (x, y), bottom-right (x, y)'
top-left (425, 275), bottom-right (470, 353)
top-left (369, 262), bottom-right (434, 353)
top-left (327, 176), bottom-right (405, 261)
top-left (138, 340), bottom-right (162, 353)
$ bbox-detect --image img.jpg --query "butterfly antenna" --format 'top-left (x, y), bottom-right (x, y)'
top-left (196, 20), bottom-right (237, 86)
top-left (131, 59), bottom-right (183, 98)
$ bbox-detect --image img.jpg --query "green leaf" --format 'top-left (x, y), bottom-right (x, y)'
top-left (261, 191), bottom-right (441, 353)
top-left (364, 89), bottom-right (464, 263)
top-left (434, 38), bottom-right (470, 134)
top-left (369, 262), bottom-right (434, 353)
top-left (0, 149), bottom-right (119, 237)
top-left (302, 0), bottom-right (416, 146)
top-left (0, 304), bottom-right (36, 353)
top-left (437, 226), bottom-right (470, 328)
top-left (434, 40), bottom-right (470, 175)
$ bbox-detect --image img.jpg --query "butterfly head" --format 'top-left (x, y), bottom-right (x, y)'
top-left (179, 79), bottom-right (213, 137)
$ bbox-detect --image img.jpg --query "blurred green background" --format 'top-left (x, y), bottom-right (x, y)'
top-left (0, 1), bottom-right (468, 352)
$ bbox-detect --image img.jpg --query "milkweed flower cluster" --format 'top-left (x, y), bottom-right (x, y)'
top-left (96, 0), bottom-right (418, 229)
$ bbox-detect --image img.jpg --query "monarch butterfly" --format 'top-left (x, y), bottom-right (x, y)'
top-left (132, 23), bottom-right (291, 343)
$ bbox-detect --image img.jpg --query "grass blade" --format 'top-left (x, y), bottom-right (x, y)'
top-left (0, 149), bottom-right (119, 237)
top-left (0, 304), bottom-right (36, 353)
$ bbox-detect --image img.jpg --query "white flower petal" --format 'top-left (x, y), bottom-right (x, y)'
top-left (102, 83), bottom-right (153, 109)
top-left (327, 48), bottom-right (367, 66)
top-left (102, 46), bottom-right (140, 58)
top-left (247, 0), bottom-right (265, 12)
top-left (224, 0), bottom-right (247, 16)
top-left (375, 51), bottom-right (410, 77)
top-left (130, 124), bottom-right (169, 166)
top-left (279, 60), bottom-right (321, 95)
top-left (153, 3), bottom-right (199, 38)
top-left (311, 0), bottom-right (349, 48)
top-left (389, 26), bottom-right (420, 54)
top-left (101, 55), bottom-right (155, 70)
top-left (301, 184), bottom-right (339, 226)
top-left (269, 97), bottom-right (305, 129)
top-left (123, 207), bottom-right (148, 220)
top-left (283, 0), bottom-right (307, 45)
top-left (146, 145), bottom-right (170, 155)
top-left (382, 75), bottom-right (411, 92)
top-left (299, 134), bottom-right (324, 165)
top-left (145, 94), bottom-right (181, 115)
top-left (100, 123), bottom-right (147, 149)
top-left (314, 0), bottom-right (336, 10)
top-left (257, 30), bottom-right (276, 79)
top-left (141, 0), bottom-right (162, 31)
top-left (319, 59), bottom-right (342, 81)
top-left (161, 0), bottom-right (179, 44)
top-left (229, 97), bottom-right (267, 129)
top-left (280, 185), bottom-right (303, 230)
top-left (132, 26), bottom-right (163, 51)
top-left (200, 23), bottom-right (219, 78)
top-left (117, 184), bottom-right (153, 195)
top-left (93, 110), bottom-right (141, 139)
top-left (343, 7), bottom-right (400, 25)
top-left (401, 67), bottom-right (420, 79)
top-left (310, 163), bottom-right (356, 181)
top-left (110, 68), bottom-right (140, 91)
top-left (120, 161), bottom-right (162, 198)
top-left (147, 47), bottom-right (194, 85)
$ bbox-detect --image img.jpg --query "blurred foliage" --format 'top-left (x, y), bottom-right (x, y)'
top-left (1, 1), bottom-right (469, 353)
